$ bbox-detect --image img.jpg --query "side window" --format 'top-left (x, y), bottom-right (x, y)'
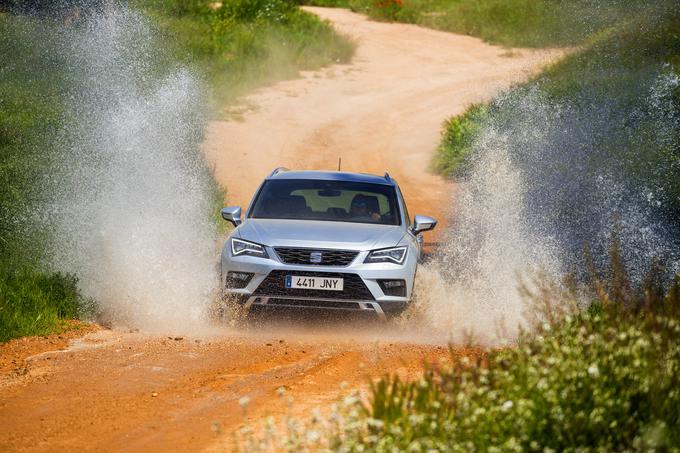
top-left (397, 186), bottom-right (411, 227)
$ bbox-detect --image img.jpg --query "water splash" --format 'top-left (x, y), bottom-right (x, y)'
top-left (415, 69), bottom-right (680, 344)
top-left (44, 6), bottom-right (218, 332)
top-left (412, 94), bottom-right (563, 344)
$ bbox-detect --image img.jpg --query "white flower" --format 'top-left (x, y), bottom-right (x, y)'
top-left (501, 400), bottom-right (514, 412)
top-left (306, 430), bottom-right (320, 443)
top-left (343, 395), bottom-right (359, 406)
top-left (587, 364), bottom-right (600, 377)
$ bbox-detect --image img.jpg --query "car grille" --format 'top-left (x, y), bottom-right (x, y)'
top-left (265, 298), bottom-right (363, 310)
top-left (274, 248), bottom-right (358, 266)
top-left (253, 270), bottom-right (374, 300)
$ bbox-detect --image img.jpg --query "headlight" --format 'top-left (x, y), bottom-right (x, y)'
top-left (231, 238), bottom-right (268, 258)
top-left (364, 246), bottom-right (407, 264)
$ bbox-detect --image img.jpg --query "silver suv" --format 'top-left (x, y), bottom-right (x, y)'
top-left (220, 168), bottom-right (436, 319)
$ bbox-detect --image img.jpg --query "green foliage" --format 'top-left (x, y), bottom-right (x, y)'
top-left (336, 247), bottom-right (680, 450)
top-left (239, 240), bottom-right (680, 451)
top-left (135, 0), bottom-right (355, 107)
top-left (0, 15), bottom-right (67, 264)
top-left (0, 268), bottom-right (92, 342)
top-left (0, 15), bottom-right (97, 341)
top-left (543, 13), bottom-right (680, 210)
top-left (299, 0), bottom-right (351, 7)
top-left (433, 104), bottom-right (487, 177)
top-left (353, 0), bottom-right (420, 23)
top-left (299, 0), bottom-right (657, 47)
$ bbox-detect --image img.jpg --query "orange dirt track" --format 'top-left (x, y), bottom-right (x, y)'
top-left (0, 8), bottom-right (559, 452)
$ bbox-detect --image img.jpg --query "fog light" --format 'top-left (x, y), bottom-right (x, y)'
top-left (225, 271), bottom-right (254, 289)
top-left (378, 279), bottom-right (406, 297)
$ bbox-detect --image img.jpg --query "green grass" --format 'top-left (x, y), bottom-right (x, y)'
top-left (301, 0), bottom-right (647, 48)
top-left (136, 0), bottom-right (355, 108)
top-left (0, 268), bottom-right (93, 342)
top-left (432, 104), bottom-right (488, 176)
top-left (342, 256), bottom-right (680, 450)
top-left (0, 14), bottom-right (65, 264)
top-left (0, 13), bottom-right (98, 342)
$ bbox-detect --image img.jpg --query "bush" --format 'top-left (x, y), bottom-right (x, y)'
top-left (135, 0), bottom-right (355, 106)
top-left (432, 104), bottom-right (487, 177)
top-left (0, 268), bottom-right (91, 342)
top-left (356, 307), bottom-right (680, 450)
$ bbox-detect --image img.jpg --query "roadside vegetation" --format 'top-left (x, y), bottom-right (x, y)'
top-left (0, 0), bottom-right (353, 341)
top-left (343, 245), bottom-right (680, 450)
top-left (301, 0), bottom-right (643, 47)
top-left (435, 3), bottom-right (680, 197)
top-left (135, 0), bottom-right (354, 108)
top-left (240, 238), bottom-right (680, 451)
top-left (0, 13), bottom-right (89, 342)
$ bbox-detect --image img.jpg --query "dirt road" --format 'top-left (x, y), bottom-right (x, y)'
top-left (205, 7), bottom-right (557, 220)
top-left (1, 8), bottom-right (558, 452)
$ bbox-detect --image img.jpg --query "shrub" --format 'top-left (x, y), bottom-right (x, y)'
top-left (0, 267), bottom-right (92, 342)
top-left (432, 104), bottom-right (488, 177)
top-left (332, 237), bottom-right (680, 451)
top-left (135, 0), bottom-right (355, 106)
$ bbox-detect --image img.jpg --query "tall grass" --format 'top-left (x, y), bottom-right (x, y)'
top-left (0, 13), bottom-right (91, 341)
top-left (0, 269), bottom-right (93, 342)
top-left (301, 0), bottom-right (648, 47)
top-left (136, 0), bottom-right (355, 108)
top-left (431, 104), bottom-right (487, 176)
top-left (0, 14), bottom-right (65, 265)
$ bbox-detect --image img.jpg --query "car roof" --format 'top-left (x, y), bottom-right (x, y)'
top-left (266, 169), bottom-right (396, 186)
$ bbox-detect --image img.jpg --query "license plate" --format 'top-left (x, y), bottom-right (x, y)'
top-left (285, 275), bottom-right (344, 291)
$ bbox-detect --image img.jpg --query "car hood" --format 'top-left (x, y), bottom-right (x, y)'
top-left (235, 219), bottom-right (407, 251)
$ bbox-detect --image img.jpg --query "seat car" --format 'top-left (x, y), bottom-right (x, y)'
top-left (219, 168), bottom-right (436, 319)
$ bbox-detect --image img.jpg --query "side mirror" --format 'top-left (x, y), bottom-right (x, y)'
top-left (221, 206), bottom-right (242, 227)
top-left (411, 215), bottom-right (437, 235)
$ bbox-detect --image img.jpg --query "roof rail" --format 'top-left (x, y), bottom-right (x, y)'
top-left (384, 172), bottom-right (392, 182)
top-left (269, 167), bottom-right (290, 177)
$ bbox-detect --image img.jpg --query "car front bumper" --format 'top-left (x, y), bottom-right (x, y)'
top-left (221, 245), bottom-right (416, 319)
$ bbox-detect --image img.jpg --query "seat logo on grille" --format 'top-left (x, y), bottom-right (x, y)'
top-left (310, 251), bottom-right (323, 264)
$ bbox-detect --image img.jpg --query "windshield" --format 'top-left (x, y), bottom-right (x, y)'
top-left (249, 179), bottom-right (401, 225)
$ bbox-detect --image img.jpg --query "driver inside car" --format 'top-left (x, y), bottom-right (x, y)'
top-left (350, 195), bottom-right (381, 222)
